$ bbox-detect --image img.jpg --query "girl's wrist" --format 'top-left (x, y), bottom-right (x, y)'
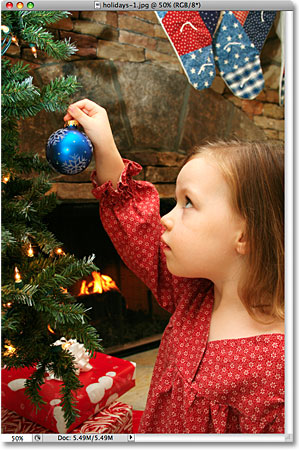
top-left (93, 142), bottom-right (119, 157)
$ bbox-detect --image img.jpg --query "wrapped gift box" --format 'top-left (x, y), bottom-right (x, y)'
top-left (2, 353), bottom-right (136, 433)
top-left (1, 401), bottom-right (133, 434)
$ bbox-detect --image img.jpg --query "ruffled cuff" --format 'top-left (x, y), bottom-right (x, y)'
top-left (91, 159), bottom-right (142, 201)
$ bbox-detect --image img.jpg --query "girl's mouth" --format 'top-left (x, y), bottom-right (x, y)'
top-left (161, 237), bottom-right (171, 251)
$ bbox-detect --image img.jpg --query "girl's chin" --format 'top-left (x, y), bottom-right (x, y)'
top-left (166, 261), bottom-right (204, 278)
top-left (166, 263), bottom-right (188, 278)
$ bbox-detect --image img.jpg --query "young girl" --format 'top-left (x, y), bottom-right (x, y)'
top-left (64, 99), bottom-right (285, 434)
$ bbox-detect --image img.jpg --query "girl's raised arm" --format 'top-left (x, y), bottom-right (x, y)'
top-left (64, 100), bottom-right (202, 314)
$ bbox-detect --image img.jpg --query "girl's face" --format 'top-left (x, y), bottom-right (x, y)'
top-left (161, 155), bottom-right (245, 282)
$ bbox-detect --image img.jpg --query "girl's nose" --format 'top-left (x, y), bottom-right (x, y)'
top-left (161, 212), bottom-right (174, 231)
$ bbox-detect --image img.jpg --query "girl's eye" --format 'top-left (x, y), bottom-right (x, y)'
top-left (184, 197), bottom-right (193, 208)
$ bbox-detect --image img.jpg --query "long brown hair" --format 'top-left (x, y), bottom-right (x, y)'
top-left (188, 140), bottom-right (284, 322)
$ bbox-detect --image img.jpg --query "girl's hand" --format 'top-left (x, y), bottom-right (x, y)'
top-left (64, 99), bottom-right (124, 187)
top-left (63, 99), bottom-right (117, 155)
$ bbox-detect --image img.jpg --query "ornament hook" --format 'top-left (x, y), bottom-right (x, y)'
top-left (64, 120), bottom-right (79, 128)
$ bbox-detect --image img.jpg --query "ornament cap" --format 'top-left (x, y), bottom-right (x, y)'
top-left (64, 119), bottom-right (79, 128)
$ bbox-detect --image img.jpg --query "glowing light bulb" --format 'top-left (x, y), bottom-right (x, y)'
top-left (14, 267), bottom-right (22, 283)
top-left (55, 248), bottom-right (65, 256)
top-left (4, 341), bottom-right (16, 356)
top-left (30, 45), bottom-right (37, 58)
top-left (17, 2), bottom-right (24, 9)
top-left (2, 173), bottom-right (10, 183)
top-left (27, 243), bottom-right (34, 257)
top-left (11, 35), bottom-right (19, 46)
top-left (1, 25), bottom-right (10, 34)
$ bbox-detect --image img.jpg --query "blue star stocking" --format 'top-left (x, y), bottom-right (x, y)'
top-left (213, 10), bottom-right (277, 99)
top-left (156, 11), bottom-right (220, 90)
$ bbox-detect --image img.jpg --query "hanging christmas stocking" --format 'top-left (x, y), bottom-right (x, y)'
top-left (213, 10), bottom-right (277, 99)
top-left (156, 11), bottom-right (220, 90)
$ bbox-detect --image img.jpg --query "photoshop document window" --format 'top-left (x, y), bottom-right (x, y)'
top-left (1, 0), bottom-right (293, 444)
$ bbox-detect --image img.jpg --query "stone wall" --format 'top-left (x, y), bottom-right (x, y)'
top-left (7, 10), bottom-right (284, 200)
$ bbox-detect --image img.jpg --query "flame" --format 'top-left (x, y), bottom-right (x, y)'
top-left (78, 272), bottom-right (119, 296)
top-left (48, 324), bottom-right (55, 334)
top-left (14, 267), bottom-right (22, 283)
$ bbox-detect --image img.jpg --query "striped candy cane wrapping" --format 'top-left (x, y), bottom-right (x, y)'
top-left (1, 408), bottom-right (47, 434)
top-left (73, 402), bottom-right (132, 434)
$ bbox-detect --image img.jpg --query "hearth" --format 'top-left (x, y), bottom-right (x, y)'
top-left (45, 200), bottom-right (174, 354)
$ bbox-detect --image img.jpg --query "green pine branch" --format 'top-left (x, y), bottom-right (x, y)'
top-left (20, 11), bottom-right (71, 27)
top-left (63, 324), bottom-right (101, 357)
top-left (14, 153), bottom-right (53, 174)
top-left (2, 76), bottom-right (41, 119)
top-left (1, 59), bottom-right (31, 84)
top-left (31, 255), bottom-right (98, 291)
top-left (41, 76), bottom-right (82, 112)
top-left (1, 120), bottom-right (19, 149)
top-left (1, 10), bottom-right (103, 429)
top-left (22, 25), bottom-right (77, 60)
top-left (34, 296), bottom-right (87, 324)
top-left (1, 227), bottom-right (17, 253)
top-left (2, 283), bottom-right (39, 307)
top-left (1, 225), bottom-right (60, 262)
top-left (44, 348), bottom-right (83, 428)
top-left (24, 363), bottom-right (48, 412)
top-left (30, 229), bottom-right (63, 254)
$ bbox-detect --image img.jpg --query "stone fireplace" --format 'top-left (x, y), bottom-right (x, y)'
top-left (45, 199), bottom-right (173, 355)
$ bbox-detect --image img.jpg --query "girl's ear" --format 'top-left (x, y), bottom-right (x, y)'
top-left (236, 232), bottom-right (249, 255)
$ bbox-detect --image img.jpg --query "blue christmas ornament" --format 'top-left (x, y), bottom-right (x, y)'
top-left (46, 120), bottom-right (93, 175)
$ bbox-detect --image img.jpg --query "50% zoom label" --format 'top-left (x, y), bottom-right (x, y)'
top-left (11, 436), bottom-right (24, 442)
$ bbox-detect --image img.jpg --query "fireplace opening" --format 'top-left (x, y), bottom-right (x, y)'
top-left (45, 199), bottom-right (175, 355)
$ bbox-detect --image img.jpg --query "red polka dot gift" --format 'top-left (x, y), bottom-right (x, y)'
top-left (1, 347), bottom-right (136, 433)
top-left (1, 401), bottom-right (133, 434)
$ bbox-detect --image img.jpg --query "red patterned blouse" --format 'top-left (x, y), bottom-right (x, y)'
top-left (91, 160), bottom-right (285, 434)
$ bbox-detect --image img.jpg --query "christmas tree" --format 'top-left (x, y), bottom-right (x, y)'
top-left (1, 11), bottom-right (101, 428)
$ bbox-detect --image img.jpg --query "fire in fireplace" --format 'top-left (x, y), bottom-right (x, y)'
top-left (77, 271), bottom-right (120, 296)
top-left (45, 201), bottom-right (173, 354)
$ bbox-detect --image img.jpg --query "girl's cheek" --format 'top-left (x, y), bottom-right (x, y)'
top-left (182, 209), bottom-right (196, 225)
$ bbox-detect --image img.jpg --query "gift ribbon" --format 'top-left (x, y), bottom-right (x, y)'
top-left (47, 337), bottom-right (92, 380)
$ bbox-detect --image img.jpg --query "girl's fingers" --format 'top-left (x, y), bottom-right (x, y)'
top-left (66, 104), bottom-right (91, 129)
top-left (69, 99), bottom-right (101, 115)
top-left (63, 112), bottom-right (72, 121)
top-left (63, 98), bottom-right (105, 122)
